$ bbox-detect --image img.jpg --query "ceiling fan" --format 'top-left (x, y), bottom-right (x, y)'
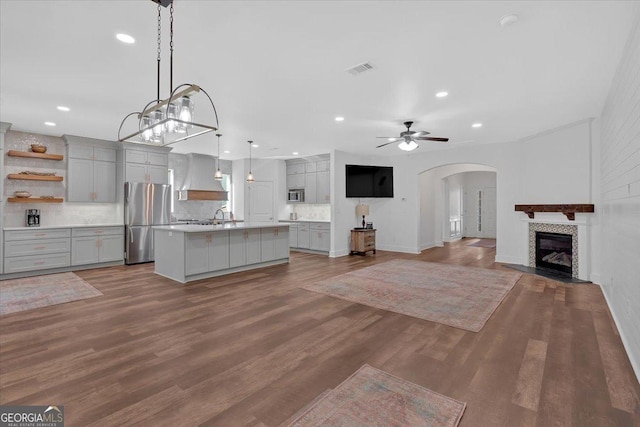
top-left (376, 121), bottom-right (449, 151)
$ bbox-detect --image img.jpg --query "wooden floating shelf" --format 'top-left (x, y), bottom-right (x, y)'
top-left (515, 204), bottom-right (595, 221)
top-left (7, 150), bottom-right (64, 161)
top-left (7, 197), bottom-right (64, 203)
top-left (8, 174), bottom-right (63, 182)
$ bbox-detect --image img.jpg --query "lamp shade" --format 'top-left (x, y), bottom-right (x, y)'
top-left (356, 204), bottom-right (370, 217)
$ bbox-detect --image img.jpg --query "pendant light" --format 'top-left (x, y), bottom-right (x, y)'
top-left (118, 0), bottom-right (220, 147)
top-left (214, 133), bottom-right (223, 181)
top-left (246, 140), bottom-right (255, 183)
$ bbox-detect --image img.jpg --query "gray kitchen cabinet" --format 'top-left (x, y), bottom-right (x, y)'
top-left (305, 172), bottom-right (317, 203)
top-left (4, 228), bottom-right (71, 274)
top-left (71, 226), bottom-right (124, 265)
top-left (229, 228), bottom-right (261, 268)
top-left (261, 227), bottom-right (289, 262)
top-left (66, 139), bottom-right (117, 203)
top-left (310, 223), bottom-right (330, 252)
top-left (316, 170), bottom-right (330, 203)
top-left (287, 173), bottom-right (305, 189)
top-left (316, 160), bottom-right (330, 172)
top-left (288, 223), bottom-right (299, 247)
top-left (185, 231), bottom-right (229, 275)
top-left (125, 148), bottom-right (169, 184)
top-left (297, 223), bottom-right (310, 248)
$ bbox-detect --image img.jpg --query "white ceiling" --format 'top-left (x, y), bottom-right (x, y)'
top-left (1, 1), bottom-right (638, 160)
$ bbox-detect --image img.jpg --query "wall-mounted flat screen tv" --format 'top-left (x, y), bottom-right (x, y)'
top-left (345, 164), bottom-right (394, 198)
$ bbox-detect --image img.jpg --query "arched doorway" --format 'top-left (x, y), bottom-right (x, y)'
top-left (418, 163), bottom-right (497, 251)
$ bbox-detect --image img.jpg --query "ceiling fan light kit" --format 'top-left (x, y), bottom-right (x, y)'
top-left (376, 121), bottom-right (449, 151)
top-left (117, 0), bottom-right (219, 147)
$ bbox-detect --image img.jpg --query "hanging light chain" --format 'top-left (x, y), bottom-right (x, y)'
top-left (156, 3), bottom-right (162, 102)
top-left (169, 0), bottom-right (174, 94)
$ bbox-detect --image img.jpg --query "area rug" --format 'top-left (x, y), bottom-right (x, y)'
top-left (467, 239), bottom-right (497, 249)
top-left (303, 259), bottom-right (521, 332)
top-left (287, 364), bottom-right (466, 426)
top-left (0, 272), bottom-right (102, 315)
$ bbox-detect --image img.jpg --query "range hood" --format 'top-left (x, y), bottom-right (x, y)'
top-left (178, 153), bottom-right (228, 201)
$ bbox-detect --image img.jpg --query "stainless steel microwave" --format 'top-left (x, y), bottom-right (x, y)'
top-left (288, 189), bottom-right (305, 203)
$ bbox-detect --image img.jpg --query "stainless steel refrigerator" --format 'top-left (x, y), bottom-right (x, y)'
top-left (125, 182), bottom-right (172, 264)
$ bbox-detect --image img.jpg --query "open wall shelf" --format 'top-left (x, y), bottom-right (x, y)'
top-left (7, 150), bottom-right (64, 161)
top-left (7, 197), bottom-right (63, 203)
top-left (8, 174), bottom-right (63, 182)
top-left (515, 204), bottom-right (595, 221)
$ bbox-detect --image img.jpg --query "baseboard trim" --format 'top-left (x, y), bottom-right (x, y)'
top-left (330, 248), bottom-right (350, 258)
top-left (495, 255), bottom-right (523, 265)
top-left (376, 245), bottom-right (420, 254)
top-left (600, 287), bottom-right (640, 384)
top-left (590, 272), bottom-right (602, 285)
top-left (420, 242), bottom-right (437, 251)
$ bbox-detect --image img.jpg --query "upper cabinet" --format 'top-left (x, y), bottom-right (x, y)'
top-left (124, 147), bottom-right (170, 184)
top-left (285, 154), bottom-right (330, 204)
top-left (64, 135), bottom-right (117, 203)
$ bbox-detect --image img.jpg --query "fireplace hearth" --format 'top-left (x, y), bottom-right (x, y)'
top-left (535, 231), bottom-right (572, 275)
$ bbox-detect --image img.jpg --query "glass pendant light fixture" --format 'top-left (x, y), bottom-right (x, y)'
top-left (246, 141), bottom-right (255, 183)
top-left (398, 140), bottom-right (419, 151)
top-left (214, 133), bottom-right (223, 181)
top-left (118, 0), bottom-right (219, 147)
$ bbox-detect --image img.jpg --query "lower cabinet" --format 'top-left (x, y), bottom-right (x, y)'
top-left (297, 223), bottom-right (310, 249)
top-left (261, 227), bottom-right (289, 262)
top-left (229, 229), bottom-right (261, 268)
top-left (288, 223), bottom-right (299, 247)
top-left (185, 231), bottom-right (229, 275)
top-left (310, 223), bottom-right (330, 252)
top-left (71, 227), bottom-right (124, 265)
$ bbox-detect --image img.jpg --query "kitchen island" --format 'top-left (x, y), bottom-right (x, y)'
top-left (153, 223), bottom-right (289, 283)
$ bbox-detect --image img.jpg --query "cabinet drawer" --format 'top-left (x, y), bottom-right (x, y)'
top-left (147, 152), bottom-right (168, 166)
top-left (5, 238), bottom-right (71, 257)
top-left (94, 147), bottom-right (116, 162)
top-left (316, 160), bottom-right (330, 172)
top-left (4, 253), bottom-right (71, 274)
top-left (310, 223), bottom-right (330, 231)
top-left (287, 163), bottom-right (305, 175)
top-left (72, 226), bottom-right (124, 237)
top-left (305, 162), bottom-right (317, 173)
top-left (67, 145), bottom-right (94, 160)
top-left (5, 228), bottom-right (71, 241)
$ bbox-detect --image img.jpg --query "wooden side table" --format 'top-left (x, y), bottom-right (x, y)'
top-left (350, 228), bottom-right (376, 256)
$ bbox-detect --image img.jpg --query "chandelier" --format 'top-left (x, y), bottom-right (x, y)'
top-left (118, 0), bottom-right (219, 146)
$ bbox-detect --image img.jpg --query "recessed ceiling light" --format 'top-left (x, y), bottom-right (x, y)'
top-left (56, 106), bottom-right (70, 112)
top-left (44, 122), bottom-right (56, 126)
top-left (251, 143), bottom-right (259, 148)
top-left (223, 150), bottom-right (230, 154)
top-left (472, 123), bottom-right (483, 128)
top-left (436, 91), bottom-right (448, 98)
top-left (500, 13), bottom-right (519, 28)
top-left (335, 117), bottom-right (345, 122)
top-left (292, 152), bottom-right (299, 155)
top-left (116, 33), bottom-right (135, 44)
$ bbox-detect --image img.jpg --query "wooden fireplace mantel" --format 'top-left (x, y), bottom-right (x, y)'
top-left (514, 204), bottom-right (594, 221)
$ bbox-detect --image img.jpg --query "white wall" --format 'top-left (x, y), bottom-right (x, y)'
top-left (331, 120), bottom-right (595, 270)
top-left (599, 16), bottom-right (640, 379)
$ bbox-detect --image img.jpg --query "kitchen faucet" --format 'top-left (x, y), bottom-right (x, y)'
top-left (213, 208), bottom-right (225, 226)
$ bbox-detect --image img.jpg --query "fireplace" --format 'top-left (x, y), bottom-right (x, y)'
top-left (535, 231), bottom-right (572, 275)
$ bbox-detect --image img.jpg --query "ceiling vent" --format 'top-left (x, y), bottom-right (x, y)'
top-left (346, 62), bottom-right (374, 76)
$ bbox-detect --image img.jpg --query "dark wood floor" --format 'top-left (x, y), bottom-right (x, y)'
top-left (1, 239), bottom-right (639, 426)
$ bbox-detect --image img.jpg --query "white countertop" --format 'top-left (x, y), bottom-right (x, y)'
top-left (279, 219), bottom-right (331, 223)
top-left (154, 222), bottom-right (288, 233)
top-left (4, 223), bottom-right (124, 231)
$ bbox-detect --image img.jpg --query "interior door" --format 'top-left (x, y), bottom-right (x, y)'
top-left (480, 188), bottom-right (497, 238)
top-left (246, 181), bottom-right (274, 223)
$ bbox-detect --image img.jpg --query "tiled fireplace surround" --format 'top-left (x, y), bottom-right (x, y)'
top-left (522, 214), bottom-right (591, 281)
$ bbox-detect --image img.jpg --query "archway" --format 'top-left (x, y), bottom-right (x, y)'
top-left (418, 163), bottom-right (497, 251)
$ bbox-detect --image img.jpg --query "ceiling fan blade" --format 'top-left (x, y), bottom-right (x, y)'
top-left (376, 137), bottom-right (400, 139)
top-left (415, 136), bottom-right (449, 142)
top-left (412, 131), bottom-right (431, 136)
top-left (376, 140), bottom-right (399, 148)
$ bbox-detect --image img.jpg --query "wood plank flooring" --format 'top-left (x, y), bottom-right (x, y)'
top-left (1, 239), bottom-right (639, 426)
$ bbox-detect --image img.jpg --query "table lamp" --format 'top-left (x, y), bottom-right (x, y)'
top-left (355, 204), bottom-right (369, 228)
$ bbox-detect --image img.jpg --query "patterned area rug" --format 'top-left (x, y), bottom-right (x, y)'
top-left (287, 364), bottom-right (466, 426)
top-left (0, 272), bottom-right (102, 315)
top-left (467, 239), bottom-right (497, 249)
top-left (303, 259), bottom-right (521, 332)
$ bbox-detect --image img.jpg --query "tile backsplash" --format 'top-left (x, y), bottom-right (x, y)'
top-left (3, 131), bottom-right (120, 227)
top-left (290, 203), bottom-right (331, 221)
